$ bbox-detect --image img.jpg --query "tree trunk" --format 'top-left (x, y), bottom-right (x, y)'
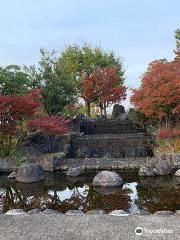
top-left (103, 103), bottom-right (107, 117)
top-left (86, 102), bottom-right (91, 117)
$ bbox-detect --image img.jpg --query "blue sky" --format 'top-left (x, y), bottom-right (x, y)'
top-left (0, 0), bottom-right (179, 108)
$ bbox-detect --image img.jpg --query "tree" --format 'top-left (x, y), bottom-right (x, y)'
top-left (25, 49), bottom-right (77, 115)
top-left (0, 89), bottom-right (69, 156)
top-left (130, 59), bottom-right (180, 127)
top-left (82, 68), bottom-right (126, 116)
top-left (0, 65), bottom-right (35, 96)
top-left (58, 43), bottom-right (125, 116)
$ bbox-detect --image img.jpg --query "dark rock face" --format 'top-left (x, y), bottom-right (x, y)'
top-left (74, 146), bottom-right (91, 158)
top-left (112, 104), bottom-right (125, 119)
top-left (16, 164), bottom-right (45, 183)
top-left (21, 132), bottom-right (68, 155)
top-left (82, 117), bottom-right (95, 123)
top-left (117, 114), bottom-right (129, 121)
top-left (138, 158), bottom-right (172, 177)
top-left (66, 167), bottom-right (84, 177)
top-left (92, 171), bottom-right (123, 187)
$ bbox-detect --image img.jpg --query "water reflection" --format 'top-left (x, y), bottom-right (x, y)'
top-left (0, 171), bottom-right (180, 213)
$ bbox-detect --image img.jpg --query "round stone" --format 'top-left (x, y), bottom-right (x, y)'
top-left (92, 171), bottom-right (123, 187)
top-left (175, 169), bottom-right (180, 177)
top-left (5, 209), bottom-right (26, 215)
top-left (109, 210), bottom-right (129, 216)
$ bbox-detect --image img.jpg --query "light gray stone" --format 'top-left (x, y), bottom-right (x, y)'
top-left (92, 171), bottom-right (123, 187)
top-left (66, 167), bottom-right (84, 177)
top-left (154, 211), bottom-right (174, 216)
top-left (5, 209), bottom-right (26, 215)
top-left (16, 163), bottom-right (45, 183)
top-left (175, 210), bottom-right (180, 215)
top-left (175, 169), bottom-right (180, 177)
top-left (86, 210), bottom-right (106, 215)
top-left (109, 210), bottom-right (129, 216)
top-left (27, 209), bottom-right (41, 214)
top-left (65, 210), bottom-right (84, 215)
top-left (42, 209), bottom-right (62, 214)
top-left (7, 172), bottom-right (17, 179)
top-left (131, 210), bottom-right (151, 215)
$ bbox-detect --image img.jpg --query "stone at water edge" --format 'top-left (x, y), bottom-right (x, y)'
top-left (16, 163), bottom-right (45, 183)
top-left (27, 209), bottom-right (41, 214)
top-left (5, 209), bottom-right (26, 215)
top-left (92, 171), bottom-right (123, 187)
top-left (138, 158), bottom-right (172, 177)
top-left (153, 211), bottom-right (174, 216)
top-left (86, 210), bottom-right (106, 215)
top-left (66, 167), bottom-right (84, 177)
top-left (42, 209), bottom-right (63, 214)
top-left (109, 210), bottom-right (129, 216)
top-left (175, 169), bottom-right (180, 177)
top-left (65, 210), bottom-right (84, 215)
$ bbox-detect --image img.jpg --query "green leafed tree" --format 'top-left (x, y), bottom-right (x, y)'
top-left (0, 65), bottom-right (34, 96)
top-left (58, 43), bottom-right (125, 116)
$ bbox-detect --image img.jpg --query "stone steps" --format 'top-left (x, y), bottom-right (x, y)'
top-left (80, 120), bottom-right (144, 135)
top-left (70, 134), bottom-right (152, 158)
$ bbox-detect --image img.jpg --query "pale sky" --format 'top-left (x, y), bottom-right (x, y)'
top-left (0, 0), bottom-right (179, 109)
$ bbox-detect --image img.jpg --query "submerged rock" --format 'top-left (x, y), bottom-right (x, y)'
top-left (92, 171), bottom-right (123, 187)
top-left (16, 163), bottom-right (45, 183)
top-left (66, 167), bottom-right (84, 177)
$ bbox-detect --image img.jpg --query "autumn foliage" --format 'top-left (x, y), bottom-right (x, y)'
top-left (131, 60), bottom-right (180, 121)
top-left (82, 68), bottom-right (126, 116)
top-left (0, 89), bottom-right (69, 156)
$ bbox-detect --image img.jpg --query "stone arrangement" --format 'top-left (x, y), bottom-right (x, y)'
top-left (92, 171), bottom-right (123, 187)
top-left (3, 208), bottom-right (180, 216)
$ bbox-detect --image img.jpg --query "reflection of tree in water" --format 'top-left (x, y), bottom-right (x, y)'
top-left (135, 178), bottom-right (180, 213)
top-left (0, 183), bottom-right (132, 213)
top-left (82, 186), bottom-right (132, 213)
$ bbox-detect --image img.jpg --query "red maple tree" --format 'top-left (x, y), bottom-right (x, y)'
top-left (82, 68), bottom-right (126, 116)
top-left (0, 89), bottom-right (69, 155)
top-left (131, 59), bottom-right (180, 126)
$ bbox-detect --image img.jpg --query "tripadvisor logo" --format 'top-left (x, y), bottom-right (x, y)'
top-left (135, 227), bottom-right (143, 235)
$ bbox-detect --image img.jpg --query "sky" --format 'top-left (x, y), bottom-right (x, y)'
top-left (0, 0), bottom-right (179, 109)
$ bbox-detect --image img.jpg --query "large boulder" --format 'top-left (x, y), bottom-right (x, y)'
top-left (16, 163), bottom-right (45, 183)
top-left (66, 167), bottom-right (84, 177)
top-left (139, 158), bottom-right (172, 177)
top-left (74, 146), bottom-right (91, 158)
top-left (92, 171), bottom-right (123, 187)
top-left (112, 104), bottom-right (125, 119)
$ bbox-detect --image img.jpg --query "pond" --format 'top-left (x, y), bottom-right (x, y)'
top-left (0, 170), bottom-right (180, 214)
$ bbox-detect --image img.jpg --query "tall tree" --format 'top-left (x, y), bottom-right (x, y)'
top-left (25, 49), bottom-right (77, 115)
top-left (82, 68), bottom-right (126, 116)
top-left (0, 65), bottom-right (34, 96)
top-left (58, 43), bottom-right (125, 116)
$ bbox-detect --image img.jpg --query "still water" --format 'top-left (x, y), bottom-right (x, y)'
top-left (0, 171), bottom-right (180, 213)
